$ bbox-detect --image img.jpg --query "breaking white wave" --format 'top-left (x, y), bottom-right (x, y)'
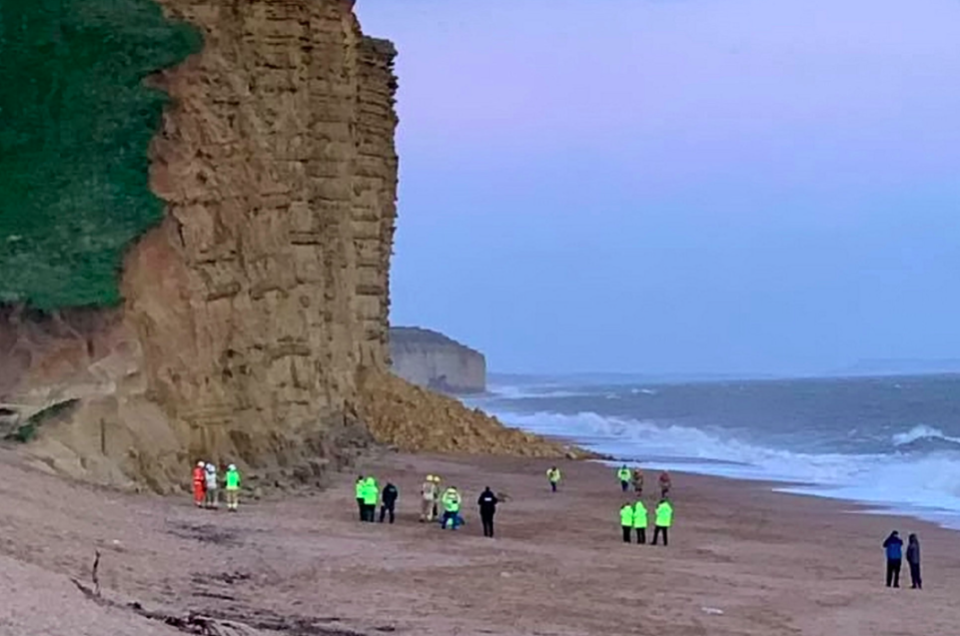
top-left (490, 408), bottom-right (960, 529)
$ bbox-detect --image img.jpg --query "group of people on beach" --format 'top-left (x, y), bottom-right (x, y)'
top-left (883, 530), bottom-right (922, 590)
top-left (615, 464), bottom-right (674, 545)
top-left (191, 461), bottom-right (241, 511)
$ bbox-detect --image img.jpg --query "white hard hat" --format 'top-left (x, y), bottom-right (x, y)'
top-left (228, 464), bottom-right (236, 470)
top-left (197, 461), bottom-right (205, 467)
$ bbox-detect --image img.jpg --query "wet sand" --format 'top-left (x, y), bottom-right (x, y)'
top-left (0, 448), bottom-right (958, 635)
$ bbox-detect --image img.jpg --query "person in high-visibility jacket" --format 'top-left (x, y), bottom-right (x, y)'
top-left (440, 486), bottom-right (463, 530)
top-left (192, 461), bottom-right (206, 508)
top-left (653, 497), bottom-right (673, 546)
top-left (362, 476), bottom-right (379, 523)
top-left (225, 464), bottom-right (241, 511)
top-left (546, 466), bottom-right (562, 492)
top-left (617, 465), bottom-right (632, 492)
top-left (632, 498), bottom-right (648, 544)
top-left (619, 502), bottom-right (634, 543)
top-left (355, 476), bottom-right (366, 521)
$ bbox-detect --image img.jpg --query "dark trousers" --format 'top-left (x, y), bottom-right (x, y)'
top-left (481, 511), bottom-right (495, 537)
top-left (653, 526), bottom-right (669, 546)
top-left (379, 503), bottom-right (395, 524)
top-left (886, 559), bottom-right (901, 588)
top-left (357, 498), bottom-right (365, 521)
top-left (909, 562), bottom-right (922, 589)
top-left (635, 528), bottom-right (646, 544)
top-left (621, 481), bottom-right (629, 492)
top-left (550, 482), bottom-right (557, 492)
top-left (622, 526), bottom-right (632, 543)
top-left (363, 504), bottom-right (377, 522)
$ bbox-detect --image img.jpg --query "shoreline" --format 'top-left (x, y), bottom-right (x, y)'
top-left (521, 424), bottom-right (960, 532)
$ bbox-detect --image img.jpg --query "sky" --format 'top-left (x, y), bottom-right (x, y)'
top-left (355, 0), bottom-right (960, 376)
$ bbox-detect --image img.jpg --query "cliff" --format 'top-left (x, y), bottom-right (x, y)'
top-left (0, 0), bottom-right (579, 492)
top-left (0, 0), bottom-right (399, 491)
top-left (389, 326), bottom-right (486, 394)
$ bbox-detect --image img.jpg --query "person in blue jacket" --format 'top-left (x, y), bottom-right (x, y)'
top-left (883, 530), bottom-right (903, 588)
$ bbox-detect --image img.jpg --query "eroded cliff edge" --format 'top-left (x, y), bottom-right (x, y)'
top-left (0, 0), bottom-right (580, 492)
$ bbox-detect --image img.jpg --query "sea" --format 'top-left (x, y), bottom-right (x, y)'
top-left (467, 373), bottom-right (960, 529)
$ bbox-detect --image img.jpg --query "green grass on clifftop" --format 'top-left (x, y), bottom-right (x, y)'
top-left (0, 0), bottom-right (201, 310)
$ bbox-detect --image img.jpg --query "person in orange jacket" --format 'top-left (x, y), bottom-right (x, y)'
top-left (192, 461), bottom-right (206, 507)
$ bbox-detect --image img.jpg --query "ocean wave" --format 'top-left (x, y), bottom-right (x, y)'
top-left (484, 384), bottom-right (585, 400)
top-left (892, 424), bottom-right (960, 448)
top-left (492, 408), bottom-right (960, 528)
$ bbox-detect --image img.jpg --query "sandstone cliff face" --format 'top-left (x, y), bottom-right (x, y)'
top-left (0, 0), bottom-right (398, 491)
top-left (0, 0), bottom-right (580, 491)
top-left (389, 327), bottom-right (486, 394)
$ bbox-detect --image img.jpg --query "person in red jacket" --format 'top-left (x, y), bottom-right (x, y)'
top-left (192, 461), bottom-right (206, 508)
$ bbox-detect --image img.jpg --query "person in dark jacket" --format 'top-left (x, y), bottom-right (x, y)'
top-left (906, 533), bottom-right (922, 590)
top-left (379, 483), bottom-right (399, 524)
top-left (477, 487), bottom-right (499, 538)
top-left (883, 530), bottom-right (903, 588)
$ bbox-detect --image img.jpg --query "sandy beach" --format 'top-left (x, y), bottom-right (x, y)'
top-left (1, 448), bottom-right (958, 635)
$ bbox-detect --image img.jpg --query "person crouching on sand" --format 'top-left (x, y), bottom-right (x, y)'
top-left (192, 461), bottom-right (206, 508)
top-left (441, 486), bottom-right (463, 530)
top-left (906, 533), bottom-right (922, 590)
top-left (620, 501), bottom-right (634, 543)
top-left (883, 530), bottom-right (903, 588)
top-left (652, 497), bottom-right (673, 546)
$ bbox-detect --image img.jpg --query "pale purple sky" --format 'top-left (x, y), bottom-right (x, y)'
top-left (356, 0), bottom-right (960, 375)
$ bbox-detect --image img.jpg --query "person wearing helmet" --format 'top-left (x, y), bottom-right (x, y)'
top-left (420, 475), bottom-right (438, 522)
top-left (192, 461), bottom-right (206, 508)
top-left (204, 463), bottom-right (219, 509)
top-left (225, 464), bottom-right (241, 511)
top-left (431, 475), bottom-right (442, 520)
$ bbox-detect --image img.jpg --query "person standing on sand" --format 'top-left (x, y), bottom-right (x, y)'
top-left (620, 501), bottom-right (634, 543)
top-left (617, 465), bottom-right (632, 492)
top-left (546, 466), bottom-right (562, 492)
top-left (362, 476), bottom-right (379, 523)
top-left (883, 530), bottom-right (904, 588)
top-left (192, 461), bottom-right (206, 508)
top-left (632, 498), bottom-right (648, 545)
top-left (478, 486), bottom-right (498, 537)
top-left (355, 476), bottom-right (366, 521)
top-left (652, 497), bottom-right (673, 546)
top-left (379, 482), bottom-right (398, 524)
top-left (431, 475), bottom-right (442, 520)
top-left (225, 464), bottom-right (241, 512)
top-left (420, 475), bottom-right (437, 522)
top-left (632, 469), bottom-right (644, 495)
top-left (659, 471), bottom-right (672, 498)
top-left (906, 533), bottom-right (922, 590)
top-left (204, 463), bottom-right (219, 509)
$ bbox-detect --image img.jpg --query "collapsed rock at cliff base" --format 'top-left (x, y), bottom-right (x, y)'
top-left (355, 369), bottom-right (589, 459)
